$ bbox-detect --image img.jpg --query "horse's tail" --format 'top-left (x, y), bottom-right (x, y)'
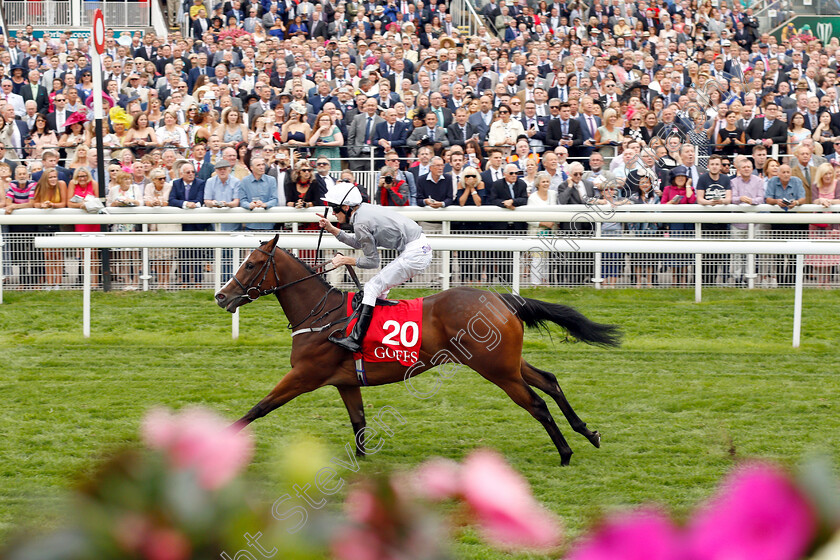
top-left (500, 295), bottom-right (622, 348)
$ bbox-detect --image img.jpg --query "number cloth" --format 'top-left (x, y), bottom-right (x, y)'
top-left (345, 293), bottom-right (424, 366)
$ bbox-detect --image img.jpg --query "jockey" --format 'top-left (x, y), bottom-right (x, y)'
top-left (319, 182), bottom-right (433, 353)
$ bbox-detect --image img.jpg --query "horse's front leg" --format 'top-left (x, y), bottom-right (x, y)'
top-left (337, 385), bottom-right (366, 457)
top-left (231, 368), bottom-right (319, 431)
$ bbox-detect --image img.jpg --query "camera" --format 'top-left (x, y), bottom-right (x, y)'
top-left (384, 175), bottom-right (394, 184)
top-left (782, 198), bottom-right (794, 205)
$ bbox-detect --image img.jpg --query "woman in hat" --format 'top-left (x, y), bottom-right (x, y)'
top-left (661, 165), bottom-right (696, 286)
top-left (107, 107), bottom-right (133, 148)
top-left (25, 113), bottom-right (58, 160)
top-left (281, 102), bottom-right (312, 150)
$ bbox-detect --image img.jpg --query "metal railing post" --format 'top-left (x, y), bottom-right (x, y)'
top-left (747, 223), bottom-right (756, 289)
top-left (83, 247), bottom-right (91, 338)
top-left (793, 254), bottom-right (804, 348)
top-left (140, 223), bottom-right (150, 291)
top-left (232, 247), bottom-right (240, 340)
top-left (512, 251), bottom-right (521, 294)
top-left (214, 224), bottom-right (222, 293)
top-left (695, 225), bottom-right (702, 303)
top-left (442, 221), bottom-right (451, 290)
top-left (593, 222), bottom-right (603, 289)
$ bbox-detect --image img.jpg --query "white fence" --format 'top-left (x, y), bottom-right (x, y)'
top-left (31, 232), bottom-right (840, 347)
top-left (3, 205), bottom-right (840, 296)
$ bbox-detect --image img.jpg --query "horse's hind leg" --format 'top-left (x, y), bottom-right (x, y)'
top-left (337, 386), bottom-right (366, 458)
top-left (491, 375), bottom-right (575, 466)
top-left (521, 360), bottom-right (601, 448)
top-left (231, 368), bottom-right (319, 430)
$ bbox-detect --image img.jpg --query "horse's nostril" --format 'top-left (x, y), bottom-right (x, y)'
top-left (216, 293), bottom-right (226, 301)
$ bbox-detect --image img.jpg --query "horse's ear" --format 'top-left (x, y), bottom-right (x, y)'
top-left (269, 233), bottom-right (279, 249)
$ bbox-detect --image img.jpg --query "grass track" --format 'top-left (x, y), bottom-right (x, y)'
top-left (2, 288), bottom-right (840, 557)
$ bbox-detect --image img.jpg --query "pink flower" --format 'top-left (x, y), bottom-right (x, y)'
top-left (141, 528), bottom-right (192, 560)
top-left (330, 526), bottom-right (387, 560)
top-left (461, 449), bottom-right (562, 551)
top-left (568, 509), bottom-right (683, 560)
top-left (687, 462), bottom-right (816, 560)
top-left (412, 458), bottom-right (462, 501)
top-left (141, 407), bottom-right (253, 490)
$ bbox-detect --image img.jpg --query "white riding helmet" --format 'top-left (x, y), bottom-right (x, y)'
top-left (322, 182), bottom-right (363, 207)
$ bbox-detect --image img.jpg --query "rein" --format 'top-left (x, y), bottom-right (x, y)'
top-left (232, 244), bottom-right (354, 335)
top-left (232, 245), bottom-right (337, 302)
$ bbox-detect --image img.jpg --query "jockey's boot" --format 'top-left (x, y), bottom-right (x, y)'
top-left (330, 304), bottom-right (374, 353)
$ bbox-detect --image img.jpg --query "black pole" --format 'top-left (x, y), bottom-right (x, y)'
top-left (95, 116), bottom-right (111, 291)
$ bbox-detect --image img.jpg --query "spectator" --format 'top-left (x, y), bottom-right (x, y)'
top-left (661, 166), bottom-right (697, 287)
top-left (527, 171), bottom-right (556, 286)
top-left (696, 154), bottom-right (732, 286)
top-left (765, 164), bottom-right (807, 285)
top-left (236, 155), bottom-right (279, 233)
top-left (730, 157), bottom-right (765, 286)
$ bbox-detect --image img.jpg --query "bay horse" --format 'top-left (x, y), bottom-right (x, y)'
top-left (214, 235), bottom-right (621, 465)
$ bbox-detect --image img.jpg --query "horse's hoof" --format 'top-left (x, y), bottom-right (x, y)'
top-left (355, 450), bottom-right (367, 459)
top-left (589, 430), bottom-right (601, 448)
top-left (560, 452), bottom-right (572, 466)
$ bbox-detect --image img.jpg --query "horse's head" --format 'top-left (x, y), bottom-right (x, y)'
top-left (215, 234), bottom-right (281, 313)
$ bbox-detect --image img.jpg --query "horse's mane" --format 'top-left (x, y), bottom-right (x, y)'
top-left (279, 248), bottom-right (341, 293)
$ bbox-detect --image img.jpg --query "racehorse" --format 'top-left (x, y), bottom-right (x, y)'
top-left (214, 235), bottom-right (621, 465)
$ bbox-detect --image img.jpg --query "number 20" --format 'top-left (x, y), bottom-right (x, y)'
top-left (381, 320), bottom-right (419, 347)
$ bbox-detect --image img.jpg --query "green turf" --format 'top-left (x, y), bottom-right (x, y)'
top-left (2, 288), bottom-right (840, 557)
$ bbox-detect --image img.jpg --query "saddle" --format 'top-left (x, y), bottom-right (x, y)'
top-left (350, 290), bottom-right (398, 312)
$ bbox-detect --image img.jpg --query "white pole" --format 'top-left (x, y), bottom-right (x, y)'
top-left (213, 226), bottom-right (222, 292)
top-left (593, 222), bottom-right (602, 289)
top-left (695, 225), bottom-right (702, 303)
top-left (442, 221), bottom-right (450, 290)
top-left (512, 250), bottom-right (520, 294)
top-left (83, 247), bottom-right (91, 338)
top-left (232, 247), bottom-right (240, 340)
top-left (747, 223), bottom-right (756, 290)
top-left (140, 223), bottom-right (150, 291)
top-left (793, 254), bottom-right (804, 348)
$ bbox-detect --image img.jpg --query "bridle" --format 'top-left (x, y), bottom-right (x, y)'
top-left (231, 244), bottom-right (336, 303)
top-left (230, 243), bottom-right (351, 333)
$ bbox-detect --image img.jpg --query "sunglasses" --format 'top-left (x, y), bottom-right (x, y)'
top-left (571, 172), bottom-right (583, 176)
top-left (317, 162), bottom-right (330, 166)
top-left (498, 110), bottom-right (510, 114)
top-left (300, 168), bottom-right (312, 172)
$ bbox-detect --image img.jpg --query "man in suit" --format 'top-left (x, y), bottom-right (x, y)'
top-left (481, 148), bottom-right (506, 188)
top-left (521, 100), bottom-right (548, 154)
top-left (346, 98), bottom-right (384, 171)
top-left (407, 111), bottom-right (450, 153)
top-left (169, 161), bottom-right (211, 286)
top-left (246, 82), bottom-right (275, 126)
top-left (133, 35), bottom-right (158, 61)
top-left (387, 58), bottom-right (414, 91)
top-left (46, 93), bottom-right (71, 135)
top-left (21, 70), bottom-right (48, 114)
top-left (790, 144), bottom-right (817, 202)
top-left (372, 108), bottom-right (409, 160)
top-left (547, 102), bottom-right (584, 155)
top-left (191, 144), bottom-right (216, 181)
top-left (309, 81), bottom-right (339, 114)
top-left (309, 11), bottom-right (329, 40)
top-left (427, 92), bottom-right (453, 129)
top-left (187, 53), bottom-right (214, 92)
top-left (745, 103), bottom-right (788, 149)
top-left (373, 80), bottom-right (401, 110)
top-left (468, 94), bottom-right (495, 143)
top-left (576, 97), bottom-right (601, 162)
top-left (446, 108), bottom-right (478, 149)
top-left (652, 104), bottom-right (687, 138)
top-left (1, 105), bottom-right (28, 159)
top-left (487, 163), bottom-right (528, 282)
top-left (31, 151), bottom-right (72, 184)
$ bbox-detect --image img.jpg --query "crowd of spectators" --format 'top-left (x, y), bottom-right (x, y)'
top-left (1, 0), bottom-right (840, 288)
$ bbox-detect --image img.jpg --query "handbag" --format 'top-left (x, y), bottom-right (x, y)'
top-left (83, 194), bottom-right (106, 214)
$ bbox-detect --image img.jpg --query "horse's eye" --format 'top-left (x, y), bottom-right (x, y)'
top-left (246, 262), bottom-right (255, 270)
